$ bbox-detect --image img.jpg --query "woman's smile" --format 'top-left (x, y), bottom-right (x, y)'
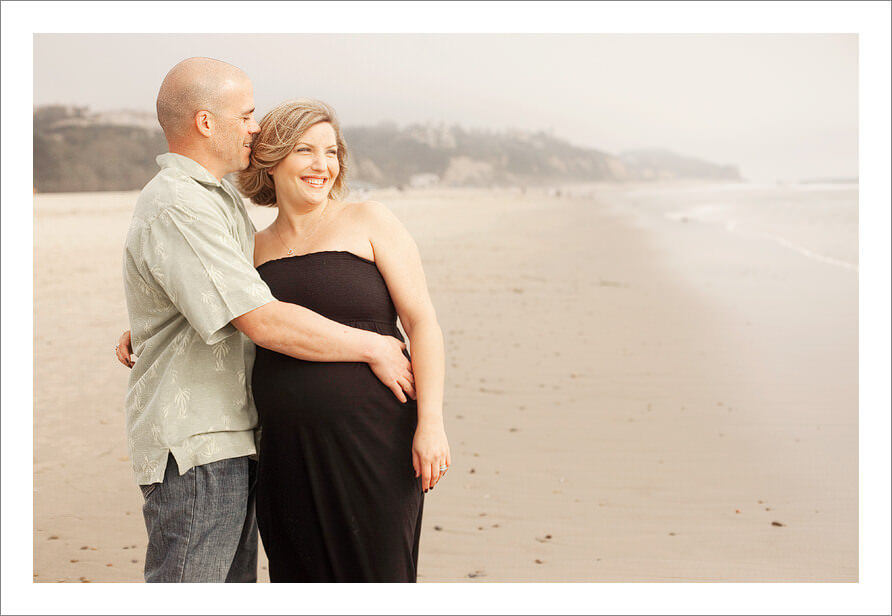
top-left (302, 176), bottom-right (327, 188)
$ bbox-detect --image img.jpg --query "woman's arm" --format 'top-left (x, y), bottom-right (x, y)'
top-left (365, 201), bottom-right (450, 492)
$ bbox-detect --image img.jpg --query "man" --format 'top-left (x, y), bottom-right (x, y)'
top-left (118, 57), bottom-right (414, 582)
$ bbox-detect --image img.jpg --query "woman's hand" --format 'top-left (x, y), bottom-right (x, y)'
top-left (115, 330), bottom-right (135, 368)
top-left (412, 419), bottom-right (451, 493)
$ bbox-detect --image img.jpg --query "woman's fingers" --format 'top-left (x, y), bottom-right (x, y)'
top-left (116, 330), bottom-right (134, 368)
top-left (412, 451), bottom-right (421, 479)
top-left (115, 343), bottom-right (133, 367)
top-left (425, 462), bottom-right (434, 492)
top-left (420, 460), bottom-right (452, 493)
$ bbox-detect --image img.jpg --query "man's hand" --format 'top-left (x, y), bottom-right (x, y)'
top-left (368, 335), bottom-right (416, 403)
top-left (116, 330), bottom-right (135, 368)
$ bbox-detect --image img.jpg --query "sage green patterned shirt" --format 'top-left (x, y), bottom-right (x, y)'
top-left (123, 153), bottom-right (275, 485)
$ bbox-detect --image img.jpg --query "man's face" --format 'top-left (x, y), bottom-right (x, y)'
top-left (210, 78), bottom-right (261, 177)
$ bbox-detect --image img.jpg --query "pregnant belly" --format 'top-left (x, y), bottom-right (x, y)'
top-left (252, 351), bottom-right (413, 431)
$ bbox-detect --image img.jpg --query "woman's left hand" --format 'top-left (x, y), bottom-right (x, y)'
top-left (116, 330), bottom-right (135, 368)
top-left (412, 420), bottom-right (451, 493)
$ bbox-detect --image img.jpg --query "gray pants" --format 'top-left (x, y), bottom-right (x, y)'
top-left (140, 453), bottom-right (258, 582)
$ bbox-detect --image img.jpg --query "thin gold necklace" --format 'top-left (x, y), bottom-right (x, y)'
top-left (273, 202), bottom-right (328, 256)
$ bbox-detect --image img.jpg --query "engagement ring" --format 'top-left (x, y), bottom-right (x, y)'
top-left (439, 465), bottom-right (448, 472)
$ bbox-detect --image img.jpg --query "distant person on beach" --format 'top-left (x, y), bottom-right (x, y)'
top-left (233, 98), bottom-right (450, 582)
top-left (115, 57), bottom-right (415, 583)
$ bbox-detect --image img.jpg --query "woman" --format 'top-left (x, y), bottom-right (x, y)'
top-left (236, 99), bottom-right (450, 582)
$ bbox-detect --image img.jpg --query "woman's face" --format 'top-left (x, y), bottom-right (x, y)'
top-left (271, 121), bottom-right (339, 206)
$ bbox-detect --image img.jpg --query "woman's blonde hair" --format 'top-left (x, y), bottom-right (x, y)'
top-left (237, 98), bottom-right (349, 205)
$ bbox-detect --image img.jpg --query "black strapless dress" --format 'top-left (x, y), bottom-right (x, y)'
top-left (252, 251), bottom-right (423, 582)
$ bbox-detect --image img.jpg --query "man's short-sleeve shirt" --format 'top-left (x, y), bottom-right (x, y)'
top-left (123, 153), bottom-right (275, 485)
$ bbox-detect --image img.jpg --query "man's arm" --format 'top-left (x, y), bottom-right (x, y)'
top-left (126, 193), bottom-right (414, 401)
top-left (115, 302), bottom-right (415, 402)
top-left (232, 300), bottom-right (415, 403)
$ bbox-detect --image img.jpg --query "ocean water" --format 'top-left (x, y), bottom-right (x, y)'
top-left (593, 181), bottom-right (859, 272)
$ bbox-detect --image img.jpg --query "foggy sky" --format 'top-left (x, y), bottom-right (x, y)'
top-left (31, 31), bottom-right (859, 184)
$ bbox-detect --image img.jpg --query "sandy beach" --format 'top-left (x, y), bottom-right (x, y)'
top-left (21, 183), bottom-right (878, 610)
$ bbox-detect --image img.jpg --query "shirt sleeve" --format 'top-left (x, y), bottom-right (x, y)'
top-left (141, 201), bottom-right (275, 345)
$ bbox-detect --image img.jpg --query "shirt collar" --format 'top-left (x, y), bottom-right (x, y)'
top-left (156, 152), bottom-right (223, 188)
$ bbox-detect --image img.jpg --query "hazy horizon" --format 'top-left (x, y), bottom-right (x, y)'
top-left (32, 32), bottom-right (859, 184)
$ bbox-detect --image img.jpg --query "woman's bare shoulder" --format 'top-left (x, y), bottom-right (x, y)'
top-left (253, 225), bottom-right (280, 267)
top-left (340, 199), bottom-right (397, 225)
top-left (341, 198), bottom-right (388, 213)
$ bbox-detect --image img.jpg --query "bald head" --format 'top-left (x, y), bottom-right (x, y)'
top-left (156, 57), bottom-right (251, 140)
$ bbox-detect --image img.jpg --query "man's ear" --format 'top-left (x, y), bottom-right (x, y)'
top-left (194, 110), bottom-right (213, 137)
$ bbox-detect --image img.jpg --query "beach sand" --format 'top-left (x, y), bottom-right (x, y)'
top-left (25, 184), bottom-right (868, 608)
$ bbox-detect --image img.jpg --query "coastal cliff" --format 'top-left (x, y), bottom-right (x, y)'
top-left (33, 106), bottom-right (741, 193)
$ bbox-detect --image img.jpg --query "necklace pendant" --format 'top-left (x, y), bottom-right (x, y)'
top-left (287, 249), bottom-right (294, 255)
